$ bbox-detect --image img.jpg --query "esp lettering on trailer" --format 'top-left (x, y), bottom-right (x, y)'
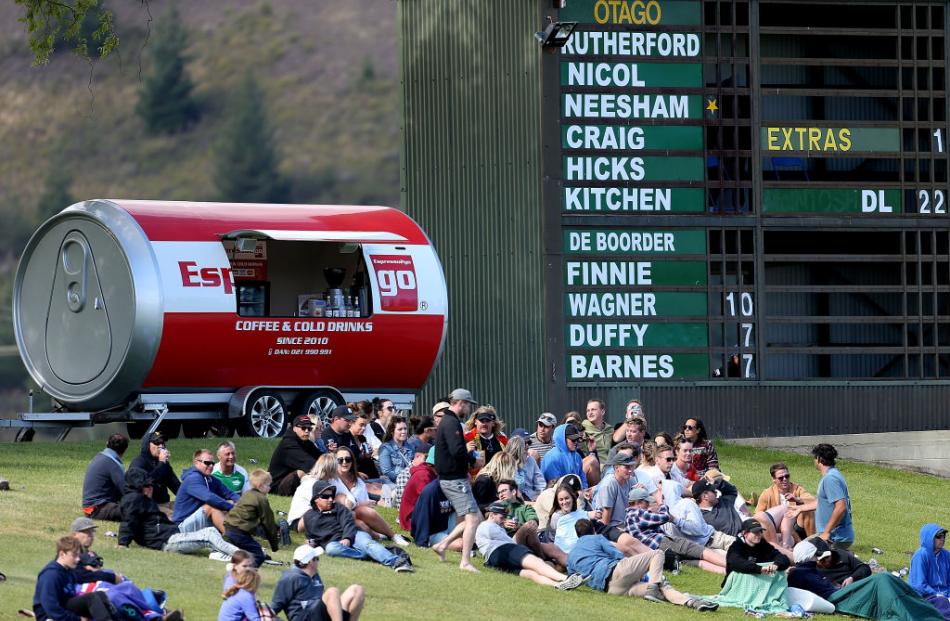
top-left (178, 261), bottom-right (234, 294)
top-left (370, 255), bottom-right (418, 312)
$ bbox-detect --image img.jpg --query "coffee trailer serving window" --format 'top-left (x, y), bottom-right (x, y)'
top-left (219, 230), bottom-right (401, 319)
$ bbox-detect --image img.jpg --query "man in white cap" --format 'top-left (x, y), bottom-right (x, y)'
top-left (272, 544), bottom-right (365, 621)
top-left (528, 413), bottom-right (557, 463)
top-left (432, 388), bottom-right (483, 573)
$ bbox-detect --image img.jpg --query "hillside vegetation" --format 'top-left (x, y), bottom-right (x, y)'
top-left (0, 1), bottom-right (401, 411)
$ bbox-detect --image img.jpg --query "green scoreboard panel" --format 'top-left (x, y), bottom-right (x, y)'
top-left (542, 0), bottom-right (950, 386)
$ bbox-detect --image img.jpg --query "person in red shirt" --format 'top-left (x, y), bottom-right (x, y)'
top-left (398, 443), bottom-right (437, 531)
top-left (463, 406), bottom-right (508, 477)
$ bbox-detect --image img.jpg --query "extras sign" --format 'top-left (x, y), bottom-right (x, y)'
top-left (370, 255), bottom-right (417, 312)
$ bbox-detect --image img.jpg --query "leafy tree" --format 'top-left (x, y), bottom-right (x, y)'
top-left (136, 4), bottom-right (200, 134)
top-left (14, 0), bottom-right (118, 65)
top-left (212, 71), bottom-right (290, 203)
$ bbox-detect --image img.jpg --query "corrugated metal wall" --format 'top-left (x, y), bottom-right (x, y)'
top-left (638, 383), bottom-right (950, 438)
top-left (399, 0), bottom-right (545, 426)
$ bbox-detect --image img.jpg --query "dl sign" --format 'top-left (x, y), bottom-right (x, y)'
top-left (371, 255), bottom-right (418, 311)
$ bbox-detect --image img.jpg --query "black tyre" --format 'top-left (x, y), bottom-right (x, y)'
top-left (299, 390), bottom-right (344, 427)
top-left (241, 390), bottom-right (288, 438)
top-left (126, 422), bottom-right (149, 439)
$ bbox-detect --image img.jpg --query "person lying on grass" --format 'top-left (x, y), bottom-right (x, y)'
top-left (271, 544), bottom-right (365, 621)
top-left (474, 501), bottom-right (586, 590)
top-left (566, 518), bottom-right (719, 611)
top-left (118, 467), bottom-right (241, 561)
top-left (302, 480), bottom-right (414, 573)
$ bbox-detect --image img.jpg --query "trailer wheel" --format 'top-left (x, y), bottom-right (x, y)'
top-left (242, 390), bottom-right (288, 438)
top-left (300, 390), bottom-right (343, 427)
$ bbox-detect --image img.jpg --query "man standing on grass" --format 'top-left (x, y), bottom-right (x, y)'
top-left (431, 388), bottom-right (483, 573)
top-left (812, 443), bottom-right (854, 549)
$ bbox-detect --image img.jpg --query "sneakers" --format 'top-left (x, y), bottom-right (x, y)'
top-left (643, 583), bottom-right (667, 604)
top-left (392, 533), bottom-right (411, 547)
top-left (685, 598), bottom-right (719, 612)
top-left (555, 572), bottom-right (587, 591)
top-left (208, 551), bottom-right (231, 562)
top-left (262, 559), bottom-right (284, 566)
top-left (393, 559), bottom-right (415, 573)
top-left (163, 609), bottom-right (185, 621)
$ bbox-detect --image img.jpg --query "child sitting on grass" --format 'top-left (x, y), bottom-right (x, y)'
top-left (218, 567), bottom-right (262, 621)
top-left (223, 470), bottom-right (280, 567)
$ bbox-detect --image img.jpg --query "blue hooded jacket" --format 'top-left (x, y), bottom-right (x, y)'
top-left (171, 466), bottom-right (239, 524)
top-left (540, 424), bottom-right (587, 488)
top-left (910, 523), bottom-right (950, 598)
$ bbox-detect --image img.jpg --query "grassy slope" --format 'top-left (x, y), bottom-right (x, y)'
top-left (0, 440), bottom-right (944, 620)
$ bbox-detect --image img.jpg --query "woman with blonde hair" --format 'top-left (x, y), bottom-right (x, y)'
top-left (218, 567), bottom-right (262, 621)
top-left (288, 453), bottom-right (339, 532)
top-left (463, 405), bottom-right (508, 477)
top-left (472, 451), bottom-right (517, 509)
top-left (503, 436), bottom-right (545, 501)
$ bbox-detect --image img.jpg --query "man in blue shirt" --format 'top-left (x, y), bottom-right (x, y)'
top-left (812, 443), bottom-right (854, 549)
top-left (566, 519), bottom-right (718, 611)
top-left (271, 544), bottom-right (364, 621)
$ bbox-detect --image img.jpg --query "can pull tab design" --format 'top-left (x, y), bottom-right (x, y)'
top-left (61, 236), bottom-right (89, 312)
top-left (45, 230), bottom-right (112, 385)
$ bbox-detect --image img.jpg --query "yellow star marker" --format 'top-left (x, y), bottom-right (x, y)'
top-left (706, 98), bottom-right (719, 114)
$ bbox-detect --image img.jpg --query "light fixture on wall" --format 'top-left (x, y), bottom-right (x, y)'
top-left (535, 17), bottom-right (576, 49)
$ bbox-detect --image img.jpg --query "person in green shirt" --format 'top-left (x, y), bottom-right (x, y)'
top-left (213, 441), bottom-right (251, 494)
top-left (582, 399), bottom-right (613, 469)
top-left (497, 479), bottom-right (567, 569)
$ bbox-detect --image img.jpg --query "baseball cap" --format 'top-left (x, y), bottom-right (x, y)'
top-left (293, 544), bottom-right (324, 564)
top-left (486, 501), bottom-right (508, 515)
top-left (509, 428), bottom-right (530, 440)
top-left (475, 410), bottom-right (497, 422)
top-left (293, 415), bottom-right (314, 428)
top-left (330, 405), bottom-right (356, 421)
top-left (793, 539), bottom-right (832, 564)
top-left (449, 388), bottom-right (478, 405)
top-left (627, 487), bottom-right (651, 503)
top-left (705, 468), bottom-right (731, 482)
top-left (311, 480), bottom-right (337, 496)
top-left (564, 424), bottom-right (584, 440)
top-left (432, 401), bottom-right (450, 415)
top-left (608, 452), bottom-right (637, 467)
top-left (147, 431), bottom-right (165, 445)
top-left (537, 412), bottom-right (557, 427)
top-left (414, 442), bottom-right (432, 455)
top-left (692, 479), bottom-right (717, 498)
top-left (70, 517), bottom-right (97, 532)
top-left (741, 518), bottom-right (765, 534)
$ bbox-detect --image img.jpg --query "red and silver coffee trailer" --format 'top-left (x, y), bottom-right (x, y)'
top-left (13, 199), bottom-right (447, 438)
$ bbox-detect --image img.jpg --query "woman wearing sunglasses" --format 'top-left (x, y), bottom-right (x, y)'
top-left (335, 445), bottom-right (410, 546)
top-left (680, 418), bottom-right (720, 476)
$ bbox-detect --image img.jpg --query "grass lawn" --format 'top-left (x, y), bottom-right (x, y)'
top-left (0, 439), bottom-right (945, 620)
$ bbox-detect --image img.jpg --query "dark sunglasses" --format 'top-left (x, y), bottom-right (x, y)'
top-left (682, 424), bottom-right (697, 431)
top-left (384, 405), bottom-right (395, 411)
top-left (152, 443), bottom-right (166, 448)
top-left (776, 474), bottom-right (791, 481)
top-left (337, 457), bottom-right (353, 464)
top-left (197, 459), bottom-right (214, 466)
top-left (662, 456), bottom-right (675, 462)
top-left (317, 493), bottom-right (335, 500)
